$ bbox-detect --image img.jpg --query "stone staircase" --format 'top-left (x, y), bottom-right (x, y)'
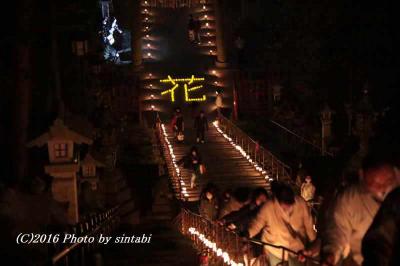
top-left (100, 1), bottom-right (274, 264)
top-left (163, 121), bottom-right (271, 201)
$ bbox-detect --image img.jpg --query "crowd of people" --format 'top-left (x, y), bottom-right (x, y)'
top-left (171, 107), bottom-right (209, 144)
top-left (167, 108), bottom-right (398, 266)
top-left (171, 107), bottom-right (209, 188)
top-left (194, 153), bottom-right (400, 266)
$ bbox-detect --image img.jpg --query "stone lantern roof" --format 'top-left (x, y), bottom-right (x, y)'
top-left (81, 153), bottom-right (105, 168)
top-left (27, 118), bottom-right (93, 148)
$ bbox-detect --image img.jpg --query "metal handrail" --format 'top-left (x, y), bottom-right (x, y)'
top-left (155, 120), bottom-right (184, 200)
top-left (269, 119), bottom-right (333, 157)
top-left (181, 208), bottom-right (319, 265)
top-left (217, 115), bottom-right (292, 181)
top-left (51, 205), bottom-right (121, 265)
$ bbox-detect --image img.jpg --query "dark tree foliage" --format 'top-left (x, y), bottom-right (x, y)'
top-left (229, 0), bottom-right (398, 108)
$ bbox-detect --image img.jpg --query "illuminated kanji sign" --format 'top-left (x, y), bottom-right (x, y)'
top-left (160, 75), bottom-right (207, 102)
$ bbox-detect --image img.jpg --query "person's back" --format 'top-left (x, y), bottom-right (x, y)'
top-left (223, 188), bottom-right (269, 232)
top-left (199, 196), bottom-right (218, 221)
top-left (219, 187), bottom-right (250, 219)
top-left (321, 154), bottom-right (399, 266)
top-left (323, 184), bottom-right (380, 265)
top-left (218, 196), bottom-right (243, 219)
top-left (247, 183), bottom-right (316, 264)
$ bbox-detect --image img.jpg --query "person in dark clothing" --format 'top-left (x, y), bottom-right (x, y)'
top-left (199, 184), bottom-right (219, 221)
top-left (194, 18), bottom-right (201, 44)
top-left (219, 187), bottom-right (269, 233)
top-left (218, 187), bottom-right (251, 219)
top-left (178, 146), bottom-right (202, 188)
top-left (188, 14), bottom-right (195, 30)
top-left (194, 111), bottom-right (209, 143)
top-left (188, 14), bottom-right (195, 42)
top-left (362, 186), bottom-right (400, 266)
top-left (171, 108), bottom-right (184, 142)
top-left (221, 188), bottom-right (233, 206)
top-left (234, 35), bottom-right (245, 68)
top-left (175, 113), bottom-right (184, 141)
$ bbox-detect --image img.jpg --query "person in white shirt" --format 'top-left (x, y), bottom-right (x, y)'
top-left (247, 182), bottom-right (317, 266)
top-left (321, 154), bottom-right (400, 266)
top-left (301, 176), bottom-right (316, 202)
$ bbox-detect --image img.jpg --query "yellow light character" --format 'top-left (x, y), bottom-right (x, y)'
top-left (160, 75), bottom-right (179, 102)
top-left (184, 84), bottom-right (206, 102)
top-left (160, 75), bottom-right (207, 102)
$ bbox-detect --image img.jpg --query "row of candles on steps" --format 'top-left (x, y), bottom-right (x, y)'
top-left (161, 124), bottom-right (190, 197)
top-left (197, 3), bottom-right (216, 55)
top-left (143, 1), bottom-right (153, 59)
top-left (142, 1), bottom-right (157, 111)
top-left (212, 121), bottom-right (274, 182)
top-left (188, 227), bottom-right (244, 266)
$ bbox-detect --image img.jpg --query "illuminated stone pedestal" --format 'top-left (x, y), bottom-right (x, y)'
top-left (45, 164), bottom-right (80, 224)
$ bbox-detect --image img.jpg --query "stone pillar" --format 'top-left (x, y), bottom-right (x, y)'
top-left (132, 0), bottom-right (143, 71)
top-left (214, 0), bottom-right (228, 68)
top-left (45, 165), bottom-right (80, 224)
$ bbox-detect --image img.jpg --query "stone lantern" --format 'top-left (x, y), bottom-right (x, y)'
top-left (27, 118), bottom-right (93, 223)
top-left (320, 104), bottom-right (333, 156)
top-left (80, 153), bottom-right (105, 191)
